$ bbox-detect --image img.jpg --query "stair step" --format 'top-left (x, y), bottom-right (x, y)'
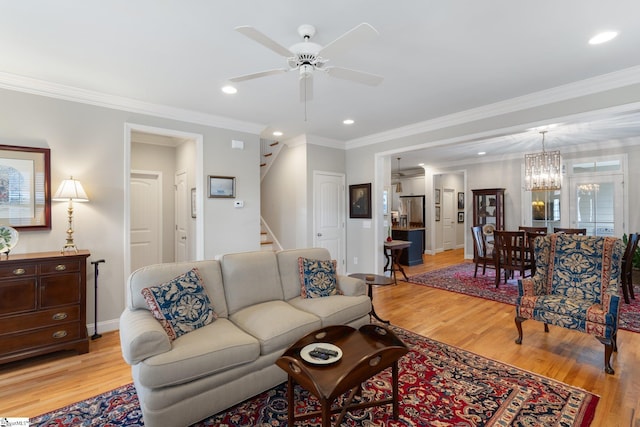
top-left (263, 152), bottom-right (273, 157)
top-left (260, 163), bottom-right (266, 167)
top-left (269, 141), bottom-right (279, 147)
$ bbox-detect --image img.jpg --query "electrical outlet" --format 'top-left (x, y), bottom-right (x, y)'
top-left (354, 257), bottom-right (358, 265)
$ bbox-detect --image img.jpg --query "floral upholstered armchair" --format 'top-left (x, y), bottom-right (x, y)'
top-left (515, 233), bottom-right (624, 374)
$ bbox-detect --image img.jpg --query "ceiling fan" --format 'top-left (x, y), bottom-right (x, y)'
top-left (228, 23), bottom-right (384, 102)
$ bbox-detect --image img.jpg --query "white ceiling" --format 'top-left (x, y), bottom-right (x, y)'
top-left (2, 1), bottom-right (640, 169)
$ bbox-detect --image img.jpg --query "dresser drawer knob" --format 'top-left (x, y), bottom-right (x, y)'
top-left (52, 312), bottom-right (68, 321)
top-left (52, 330), bottom-right (68, 339)
top-left (12, 268), bottom-right (26, 275)
top-left (55, 264), bottom-right (67, 271)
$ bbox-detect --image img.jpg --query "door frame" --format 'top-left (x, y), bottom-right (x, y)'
top-left (124, 123), bottom-right (204, 280)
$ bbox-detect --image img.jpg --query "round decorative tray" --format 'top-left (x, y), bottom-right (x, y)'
top-left (300, 343), bottom-right (342, 365)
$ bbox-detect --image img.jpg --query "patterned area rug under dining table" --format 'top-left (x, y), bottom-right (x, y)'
top-left (31, 324), bottom-right (598, 426)
top-left (407, 262), bottom-right (640, 333)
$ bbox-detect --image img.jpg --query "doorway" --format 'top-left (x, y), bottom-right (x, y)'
top-left (313, 171), bottom-right (346, 274)
top-left (124, 123), bottom-right (202, 277)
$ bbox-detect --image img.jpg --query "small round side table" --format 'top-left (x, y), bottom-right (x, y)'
top-left (348, 273), bottom-right (395, 324)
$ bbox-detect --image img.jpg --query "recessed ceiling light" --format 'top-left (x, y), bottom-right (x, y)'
top-left (221, 85), bottom-right (237, 94)
top-left (273, 131), bottom-right (283, 137)
top-left (589, 31), bottom-right (618, 45)
top-left (478, 151), bottom-right (486, 156)
top-left (418, 163), bottom-right (424, 166)
top-left (343, 119), bottom-right (355, 125)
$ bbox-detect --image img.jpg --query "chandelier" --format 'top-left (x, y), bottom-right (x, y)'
top-left (524, 131), bottom-right (561, 191)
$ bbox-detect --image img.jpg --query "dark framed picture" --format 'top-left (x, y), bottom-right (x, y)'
top-left (458, 192), bottom-right (465, 209)
top-left (435, 206), bottom-right (441, 221)
top-left (191, 188), bottom-right (197, 218)
top-left (208, 175), bottom-right (235, 198)
top-left (349, 183), bottom-right (371, 219)
top-left (0, 144), bottom-right (51, 230)
top-left (435, 188), bottom-right (441, 205)
top-left (458, 211), bottom-right (465, 223)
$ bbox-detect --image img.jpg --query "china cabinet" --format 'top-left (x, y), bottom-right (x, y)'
top-left (472, 188), bottom-right (505, 230)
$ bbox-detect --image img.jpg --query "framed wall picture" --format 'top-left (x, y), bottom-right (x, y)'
top-left (435, 188), bottom-right (441, 205)
top-left (208, 175), bottom-right (235, 198)
top-left (458, 192), bottom-right (465, 209)
top-left (435, 206), bottom-right (441, 221)
top-left (191, 188), bottom-right (197, 218)
top-left (0, 144), bottom-right (51, 230)
top-left (349, 183), bottom-right (371, 219)
top-left (458, 211), bottom-right (465, 223)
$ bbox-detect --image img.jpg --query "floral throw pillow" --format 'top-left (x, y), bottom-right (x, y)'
top-left (298, 257), bottom-right (340, 299)
top-left (141, 268), bottom-right (217, 340)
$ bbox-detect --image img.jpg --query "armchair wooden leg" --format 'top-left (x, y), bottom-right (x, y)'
top-left (596, 336), bottom-right (615, 375)
top-left (515, 317), bottom-right (524, 344)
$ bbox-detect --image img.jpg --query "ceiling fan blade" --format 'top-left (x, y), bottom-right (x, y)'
top-left (318, 23), bottom-right (379, 59)
top-left (235, 26), bottom-right (294, 58)
top-left (229, 69), bottom-right (289, 83)
top-left (325, 67), bottom-right (384, 86)
top-left (300, 73), bottom-right (314, 102)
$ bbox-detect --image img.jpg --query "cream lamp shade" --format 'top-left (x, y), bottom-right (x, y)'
top-left (53, 177), bottom-right (89, 202)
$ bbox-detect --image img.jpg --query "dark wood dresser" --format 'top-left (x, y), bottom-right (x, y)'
top-left (0, 250), bottom-right (90, 364)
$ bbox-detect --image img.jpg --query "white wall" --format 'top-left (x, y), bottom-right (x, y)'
top-left (0, 88), bottom-right (260, 332)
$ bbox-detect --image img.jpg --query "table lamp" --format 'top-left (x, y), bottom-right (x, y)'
top-left (53, 176), bottom-right (89, 253)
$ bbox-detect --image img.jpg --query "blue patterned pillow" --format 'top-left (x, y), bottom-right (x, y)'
top-left (141, 268), bottom-right (217, 340)
top-left (298, 257), bottom-right (340, 299)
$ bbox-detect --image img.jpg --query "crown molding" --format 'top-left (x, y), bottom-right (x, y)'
top-left (345, 65), bottom-right (640, 149)
top-left (0, 71), bottom-right (265, 135)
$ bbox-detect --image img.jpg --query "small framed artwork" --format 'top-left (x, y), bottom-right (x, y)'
top-left (435, 188), bottom-right (441, 205)
top-left (435, 206), bottom-right (441, 221)
top-left (458, 192), bottom-right (465, 209)
top-left (458, 211), bottom-right (465, 223)
top-left (349, 183), bottom-right (372, 219)
top-left (0, 144), bottom-right (51, 230)
top-left (191, 188), bottom-right (197, 218)
top-left (208, 175), bottom-right (235, 198)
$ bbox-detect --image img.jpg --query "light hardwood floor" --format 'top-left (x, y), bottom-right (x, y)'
top-left (1, 248), bottom-right (638, 426)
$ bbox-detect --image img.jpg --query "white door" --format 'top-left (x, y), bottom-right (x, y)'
top-left (313, 172), bottom-right (346, 274)
top-left (442, 189), bottom-right (455, 250)
top-left (175, 171), bottom-right (189, 262)
top-left (130, 172), bottom-right (162, 272)
top-left (568, 175), bottom-right (623, 236)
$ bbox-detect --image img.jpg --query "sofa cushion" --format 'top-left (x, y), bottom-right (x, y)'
top-left (277, 248), bottom-right (334, 300)
top-left (288, 294), bottom-right (371, 327)
top-left (220, 251), bottom-right (283, 314)
top-left (298, 257), bottom-right (340, 298)
top-left (135, 318), bottom-right (260, 389)
top-left (141, 268), bottom-right (217, 340)
top-left (230, 300), bottom-right (321, 354)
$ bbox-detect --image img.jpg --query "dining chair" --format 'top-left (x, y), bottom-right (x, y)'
top-left (621, 233), bottom-right (639, 303)
top-left (493, 230), bottom-right (533, 288)
top-left (553, 227), bottom-right (587, 235)
top-left (471, 225), bottom-right (496, 278)
top-left (518, 226), bottom-right (547, 234)
top-left (524, 231), bottom-right (547, 276)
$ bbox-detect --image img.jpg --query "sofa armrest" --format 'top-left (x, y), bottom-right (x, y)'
top-left (119, 308), bottom-right (171, 365)
top-left (337, 275), bottom-right (366, 296)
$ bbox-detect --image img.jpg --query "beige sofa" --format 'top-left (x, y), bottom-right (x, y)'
top-left (119, 248), bottom-right (371, 427)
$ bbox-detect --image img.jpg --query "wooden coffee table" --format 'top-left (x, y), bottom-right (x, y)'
top-left (276, 324), bottom-right (408, 427)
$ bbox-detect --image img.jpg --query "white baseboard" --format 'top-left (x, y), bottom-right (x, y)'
top-left (86, 318), bottom-right (120, 335)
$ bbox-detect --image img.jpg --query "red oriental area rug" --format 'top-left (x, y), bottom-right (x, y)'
top-left (31, 325), bottom-right (598, 426)
top-left (408, 262), bottom-right (640, 334)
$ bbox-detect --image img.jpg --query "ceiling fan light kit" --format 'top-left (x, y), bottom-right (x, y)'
top-left (229, 23), bottom-right (384, 103)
